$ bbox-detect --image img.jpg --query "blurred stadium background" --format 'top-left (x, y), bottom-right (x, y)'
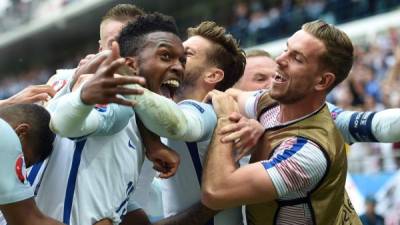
top-left (1, 0), bottom-right (400, 223)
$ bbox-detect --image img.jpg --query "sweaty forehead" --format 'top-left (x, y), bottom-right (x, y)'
top-left (145, 31), bottom-right (183, 48)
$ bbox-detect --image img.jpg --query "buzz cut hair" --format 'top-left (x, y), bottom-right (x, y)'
top-left (118, 12), bottom-right (179, 57)
top-left (0, 104), bottom-right (55, 162)
top-left (101, 4), bottom-right (144, 24)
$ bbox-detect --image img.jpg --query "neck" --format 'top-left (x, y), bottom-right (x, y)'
top-left (278, 95), bottom-right (325, 123)
top-left (174, 84), bottom-right (209, 102)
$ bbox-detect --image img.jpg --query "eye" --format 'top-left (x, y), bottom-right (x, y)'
top-left (294, 55), bottom-right (303, 63)
top-left (161, 52), bottom-right (171, 61)
top-left (185, 50), bottom-right (193, 57)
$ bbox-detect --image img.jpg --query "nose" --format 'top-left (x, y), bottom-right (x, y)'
top-left (171, 61), bottom-right (184, 78)
top-left (275, 51), bottom-right (288, 68)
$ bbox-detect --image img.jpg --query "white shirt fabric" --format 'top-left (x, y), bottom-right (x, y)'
top-left (157, 100), bottom-right (243, 225)
top-left (33, 84), bottom-right (144, 225)
top-left (0, 118), bottom-right (33, 205)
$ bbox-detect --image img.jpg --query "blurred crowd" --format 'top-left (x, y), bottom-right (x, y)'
top-left (329, 26), bottom-right (400, 174)
top-left (0, 0), bottom-right (79, 33)
top-left (228, 0), bottom-right (400, 46)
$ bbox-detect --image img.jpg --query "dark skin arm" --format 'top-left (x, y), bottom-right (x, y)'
top-left (137, 118), bottom-right (180, 179)
top-left (0, 198), bottom-right (65, 225)
top-left (120, 202), bottom-right (218, 225)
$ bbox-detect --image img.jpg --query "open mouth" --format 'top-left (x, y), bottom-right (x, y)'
top-left (273, 71), bottom-right (288, 83)
top-left (160, 79), bottom-right (180, 99)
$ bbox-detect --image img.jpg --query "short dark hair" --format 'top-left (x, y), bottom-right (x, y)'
top-left (118, 12), bottom-right (179, 57)
top-left (187, 21), bottom-right (246, 91)
top-left (0, 104), bottom-right (55, 163)
top-left (101, 4), bottom-right (144, 23)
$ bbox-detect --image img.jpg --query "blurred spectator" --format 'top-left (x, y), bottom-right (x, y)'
top-left (0, 0), bottom-right (85, 33)
top-left (227, 0), bottom-right (400, 47)
top-left (360, 196), bottom-right (385, 225)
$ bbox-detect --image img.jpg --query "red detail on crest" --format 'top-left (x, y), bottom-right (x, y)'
top-left (51, 80), bottom-right (67, 92)
top-left (15, 154), bottom-right (26, 183)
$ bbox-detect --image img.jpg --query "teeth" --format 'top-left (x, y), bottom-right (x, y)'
top-left (274, 72), bottom-right (286, 82)
top-left (162, 80), bottom-right (180, 88)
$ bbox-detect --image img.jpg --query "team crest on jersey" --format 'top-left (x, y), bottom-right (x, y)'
top-left (95, 104), bottom-right (108, 112)
top-left (15, 154), bottom-right (28, 184)
top-left (51, 79), bottom-right (67, 92)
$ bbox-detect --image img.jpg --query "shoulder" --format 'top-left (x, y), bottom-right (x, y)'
top-left (0, 119), bottom-right (21, 151)
top-left (178, 100), bottom-right (214, 114)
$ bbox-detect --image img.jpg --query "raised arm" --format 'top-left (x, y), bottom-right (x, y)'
top-left (125, 90), bottom-right (216, 142)
top-left (50, 43), bottom-right (145, 138)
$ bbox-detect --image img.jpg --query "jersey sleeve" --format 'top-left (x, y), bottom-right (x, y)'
top-left (177, 100), bottom-right (217, 142)
top-left (326, 102), bottom-right (377, 143)
top-left (0, 119), bottom-right (33, 205)
top-left (50, 86), bottom-right (133, 138)
top-left (260, 137), bottom-right (327, 197)
top-left (244, 90), bottom-right (265, 119)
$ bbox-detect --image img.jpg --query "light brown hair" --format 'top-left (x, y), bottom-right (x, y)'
top-left (246, 49), bottom-right (271, 58)
top-left (302, 20), bottom-right (354, 91)
top-left (187, 21), bottom-right (246, 91)
top-left (101, 4), bottom-right (144, 23)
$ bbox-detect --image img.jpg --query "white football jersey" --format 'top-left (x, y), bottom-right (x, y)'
top-left (157, 100), bottom-right (243, 225)
top-left (32, 115), bottom-right (144, 225)
top-left (0, 119), bottom-right (33, 205)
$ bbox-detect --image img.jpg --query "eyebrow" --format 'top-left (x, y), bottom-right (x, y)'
top-left (286, 42), bottom-right (308, 63)
top-left (184, 46), bottom-right (196, 53)
top-left (157, 42), bottom-right (174, 49)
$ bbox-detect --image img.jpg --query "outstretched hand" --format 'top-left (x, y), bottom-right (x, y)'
top-left (80, 41), bottom-right (146, 106)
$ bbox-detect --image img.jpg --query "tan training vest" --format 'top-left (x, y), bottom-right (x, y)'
top-left (246, 94), bottom-right (361, 225)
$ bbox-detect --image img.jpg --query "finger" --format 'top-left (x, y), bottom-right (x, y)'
top-left (78, 54), bottom-right (96, 67)
top-left (203, 91), bottom-right (215, 103)
top-left (102, 76), bottom-right (146, 87)
top-left (80, 52), bottom-right (109, 75)
top-left (219, 123), bottom-right (241, 135)
top-left (103, 87), bottom-right (144, 96)
top-left (153, 164), bottom-right (167, 174)
top-left (228, 112), bottom-right (242, 122)
top-left (111, 41), bottom-right (121, 61)
top-left (29, 85), bottom-right (57, 97)
top-left (159, 161), bottom-right (178, 179)
top-left (221, 130), bottom-right (245, 143)
top-left (98, 58), bottom-right (126, 78)
top-left (26, 93), bottom-right (52, 104)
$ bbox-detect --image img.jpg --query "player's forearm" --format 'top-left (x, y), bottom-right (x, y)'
top-left (328, 102), bottom-right (400, 143)
top-left (50, 88), bottom-right (99, 138)
top-left (371, 108), bottom-right (400, 142)
top-left (202, 117), bottom-right (237, 210)
top-left (153, 202), bottom-right (218, 225)
top-left (125, 84), bottom-right (199, 140)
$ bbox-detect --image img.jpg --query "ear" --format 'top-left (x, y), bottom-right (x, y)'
top-left (315, 72), bottom-right (335, 91)
top-left (125, 57), bottom-right (138, 71)
top-left (204, 68), bottom-right (224, 86)
top-left (14, 123), bottom-right (31, 140)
